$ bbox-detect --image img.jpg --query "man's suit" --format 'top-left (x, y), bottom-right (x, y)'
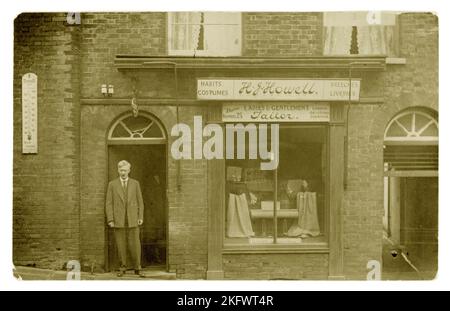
top-left (106, 177), bottom-right (144, 271)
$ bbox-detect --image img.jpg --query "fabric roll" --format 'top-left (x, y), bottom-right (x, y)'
top-left (287, 192), bottom-right (320, 237)
top-left (227, 193), bottom-right (254, 238)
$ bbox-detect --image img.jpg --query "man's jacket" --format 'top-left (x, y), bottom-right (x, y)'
top-left (106, 178), bottom-right (144, 228)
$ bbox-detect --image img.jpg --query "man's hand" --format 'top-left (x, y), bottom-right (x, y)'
top-left (138, 219), bottom-right (143, 226)
top-left (108, 221), bottom-right (115, 228)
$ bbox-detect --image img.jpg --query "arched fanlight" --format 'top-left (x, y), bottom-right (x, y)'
top-left (384, 109), bottom-right (438, 144)
top-left (108, 113), bottom-right (166, 143)
top-left (384, 108), bottom-right (438, 172)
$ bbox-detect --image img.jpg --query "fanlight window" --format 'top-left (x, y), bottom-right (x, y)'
top-left (108, 114), bottom-right (166, 142)
top-left (384, 108), bottom-right (438, 172)
top-left (384, 109), bottom-right (438, 144)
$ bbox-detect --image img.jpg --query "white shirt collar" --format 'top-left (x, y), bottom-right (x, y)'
top-left (120, 177), bottom-right (129, 184)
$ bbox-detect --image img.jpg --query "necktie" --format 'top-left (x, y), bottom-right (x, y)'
top-left (122, 180), bottom-right (128, 201)
top-left (122, 180), bottom-right (128, 227)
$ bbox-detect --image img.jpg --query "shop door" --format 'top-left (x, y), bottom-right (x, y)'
top-left (107, 144), bottom-right (167, 271)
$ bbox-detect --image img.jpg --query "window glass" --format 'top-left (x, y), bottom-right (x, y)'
top-left (168, 12), bottom-right (241, 56)
top-left (323, 12), bottom-right (398, 56)
top-left (224, 126), bottom-right (327, 246)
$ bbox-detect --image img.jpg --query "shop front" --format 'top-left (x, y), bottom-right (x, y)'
top-left (12, 12), bottom-right (438, 281)
top-left (76, 56), bottom-right (387, 279)
top-left (200, 77), bottom-right (357, 280)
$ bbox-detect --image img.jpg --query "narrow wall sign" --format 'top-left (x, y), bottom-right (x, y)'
top-left (22, 73), bottom-right (38, 154)
top-left (198, 79), bottom-right (360, 101)
top-left (222, 102), bottom-right (330, 122)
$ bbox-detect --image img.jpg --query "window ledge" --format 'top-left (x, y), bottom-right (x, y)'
top-left (114, 55), bottom-right (387, 71)
top-left (386, 57), bottom-right (406, 65)
top-left (223, 244), bottom-right (329, 254)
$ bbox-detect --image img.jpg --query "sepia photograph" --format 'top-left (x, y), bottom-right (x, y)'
top-left (11, 10), bottom-right (438, 281)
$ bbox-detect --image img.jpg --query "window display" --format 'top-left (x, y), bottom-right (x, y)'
top-left (225, 126), bottom-right (328, 246)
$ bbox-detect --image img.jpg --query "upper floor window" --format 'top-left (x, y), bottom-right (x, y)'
top-left (168, 12), bottom-right (241, 57)
top-left (323, 12), bottom-right (398, 56)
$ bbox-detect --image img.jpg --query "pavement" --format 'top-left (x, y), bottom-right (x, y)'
top-left (13, 266), bottom-right (177, 281)
top-left (381, 237), bottom-right (437, 281)
top-left (13, 246), bottom-right (437, 280)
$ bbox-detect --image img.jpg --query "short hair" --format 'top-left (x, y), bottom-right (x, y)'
top-left (118, 160), bottom-right (131, 170)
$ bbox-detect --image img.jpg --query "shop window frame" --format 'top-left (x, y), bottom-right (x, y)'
top-left (221, 123), bottom-right (331, 252)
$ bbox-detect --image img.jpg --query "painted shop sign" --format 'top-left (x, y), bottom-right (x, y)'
top-left (222, 102), bottom-right (330, 122)
top-left (22, 73), bottom-right (38, 154)
top-left (197, 79), bottom-right (360, 101)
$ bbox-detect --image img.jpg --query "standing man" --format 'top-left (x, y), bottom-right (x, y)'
top-left (106, 160), bottom-right (145, 277)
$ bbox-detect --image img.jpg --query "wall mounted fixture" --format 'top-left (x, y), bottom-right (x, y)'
top-left (101, 84), bottom-right (114, 97)
top-left (101, 84), bottom-right (108, 96)
top-left (108, 84), bottom-right (114, 97)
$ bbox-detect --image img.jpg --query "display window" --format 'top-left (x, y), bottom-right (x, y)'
top-left (224, 125), bottom-right (328, 246)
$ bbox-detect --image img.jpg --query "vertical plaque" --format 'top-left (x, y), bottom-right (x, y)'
top-left (22, 73), bottom-right (38, 154)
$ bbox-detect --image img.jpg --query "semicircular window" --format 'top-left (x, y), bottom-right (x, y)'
top-left (384, 108), bottom-right (438, 172)
top-left (384, 109), bottom-right (438, 144)
top-left (108, 114), bottom-right (166, 142)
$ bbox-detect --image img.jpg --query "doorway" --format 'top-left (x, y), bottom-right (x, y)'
top-left (382, 108), bottom-right (438, 279)
top-left (383, 176), bottom-right (438, 278)
top-left (107, 144), bottom-right (167, 271)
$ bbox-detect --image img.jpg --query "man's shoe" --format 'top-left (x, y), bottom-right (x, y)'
top-left (117, 271), bottom-right (123, 277)
top-left (135, 270), bottom-right (145, 278)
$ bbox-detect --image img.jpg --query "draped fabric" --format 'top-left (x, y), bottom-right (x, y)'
top-left (323, 25), bottom-right (395, 55)
top-left (287, 192), bottom-right (320, 237)
top-left (323, 26), bottom-right (352, 55)
top-left (170, 12), bottom-right (240, 56)
top-left (171, 12), bottom-right (201, 51)
top-left (357, 25), bottom-right (396, 55)
top-left (227, 193), bottom-right (254, 238)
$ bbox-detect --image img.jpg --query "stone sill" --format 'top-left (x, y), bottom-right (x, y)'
top-left (386, 57), bottom-right (407, 65)
top-left (223, 244), bottom-right (329, 254)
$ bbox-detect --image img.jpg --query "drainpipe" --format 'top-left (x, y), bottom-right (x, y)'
top-left (344, 63), bottom-right (353, 190)
top-left (173, 64), bottom-right (181, 191)
top-left (141, 61), bottom-right (181, 191)
top-left (344, 61), bottom-right (368, 189)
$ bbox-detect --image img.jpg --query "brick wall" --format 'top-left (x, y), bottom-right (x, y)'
top-left (13, 12), bottom-right (438, 280)
top-left (243, 12), bottom-right (323, 56)
top-left (79, 12), bottom-right (208, 276)
top-left (13, 13), bottom-right (81, 270)
top-left (163, 106), bottom-right (209, 279)
top-left (80, 104), bottom-right (209, 277)
top-left (223, 254), bottom-right (329, 279)
top-left (81, 12), bottom-right (166, 99)
top-left (342, 12), bottom-right (438, 279)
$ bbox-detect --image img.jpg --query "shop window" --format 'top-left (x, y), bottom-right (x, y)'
top-left (224, 126), bottom-right (328, 246)
top-left (323, 12), bottom-right (398, 56)
top-left (168, 12), bottom-right (241, 56)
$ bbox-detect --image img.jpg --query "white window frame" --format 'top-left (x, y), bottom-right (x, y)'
top-left (107, 113), bottom-right (167, 144)
top-left (384, 110), bottom-right (438, 145)
top-left (323, 11), bottom-right (400, 57)
top-left (167, 12), bottom-right (242, 57)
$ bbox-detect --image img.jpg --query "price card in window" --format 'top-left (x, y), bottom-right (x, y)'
top-left (22, 73), bottom-right (38, 154)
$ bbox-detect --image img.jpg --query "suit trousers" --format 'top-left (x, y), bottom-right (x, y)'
top-left (114, 227), bottom-right (141, 271)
